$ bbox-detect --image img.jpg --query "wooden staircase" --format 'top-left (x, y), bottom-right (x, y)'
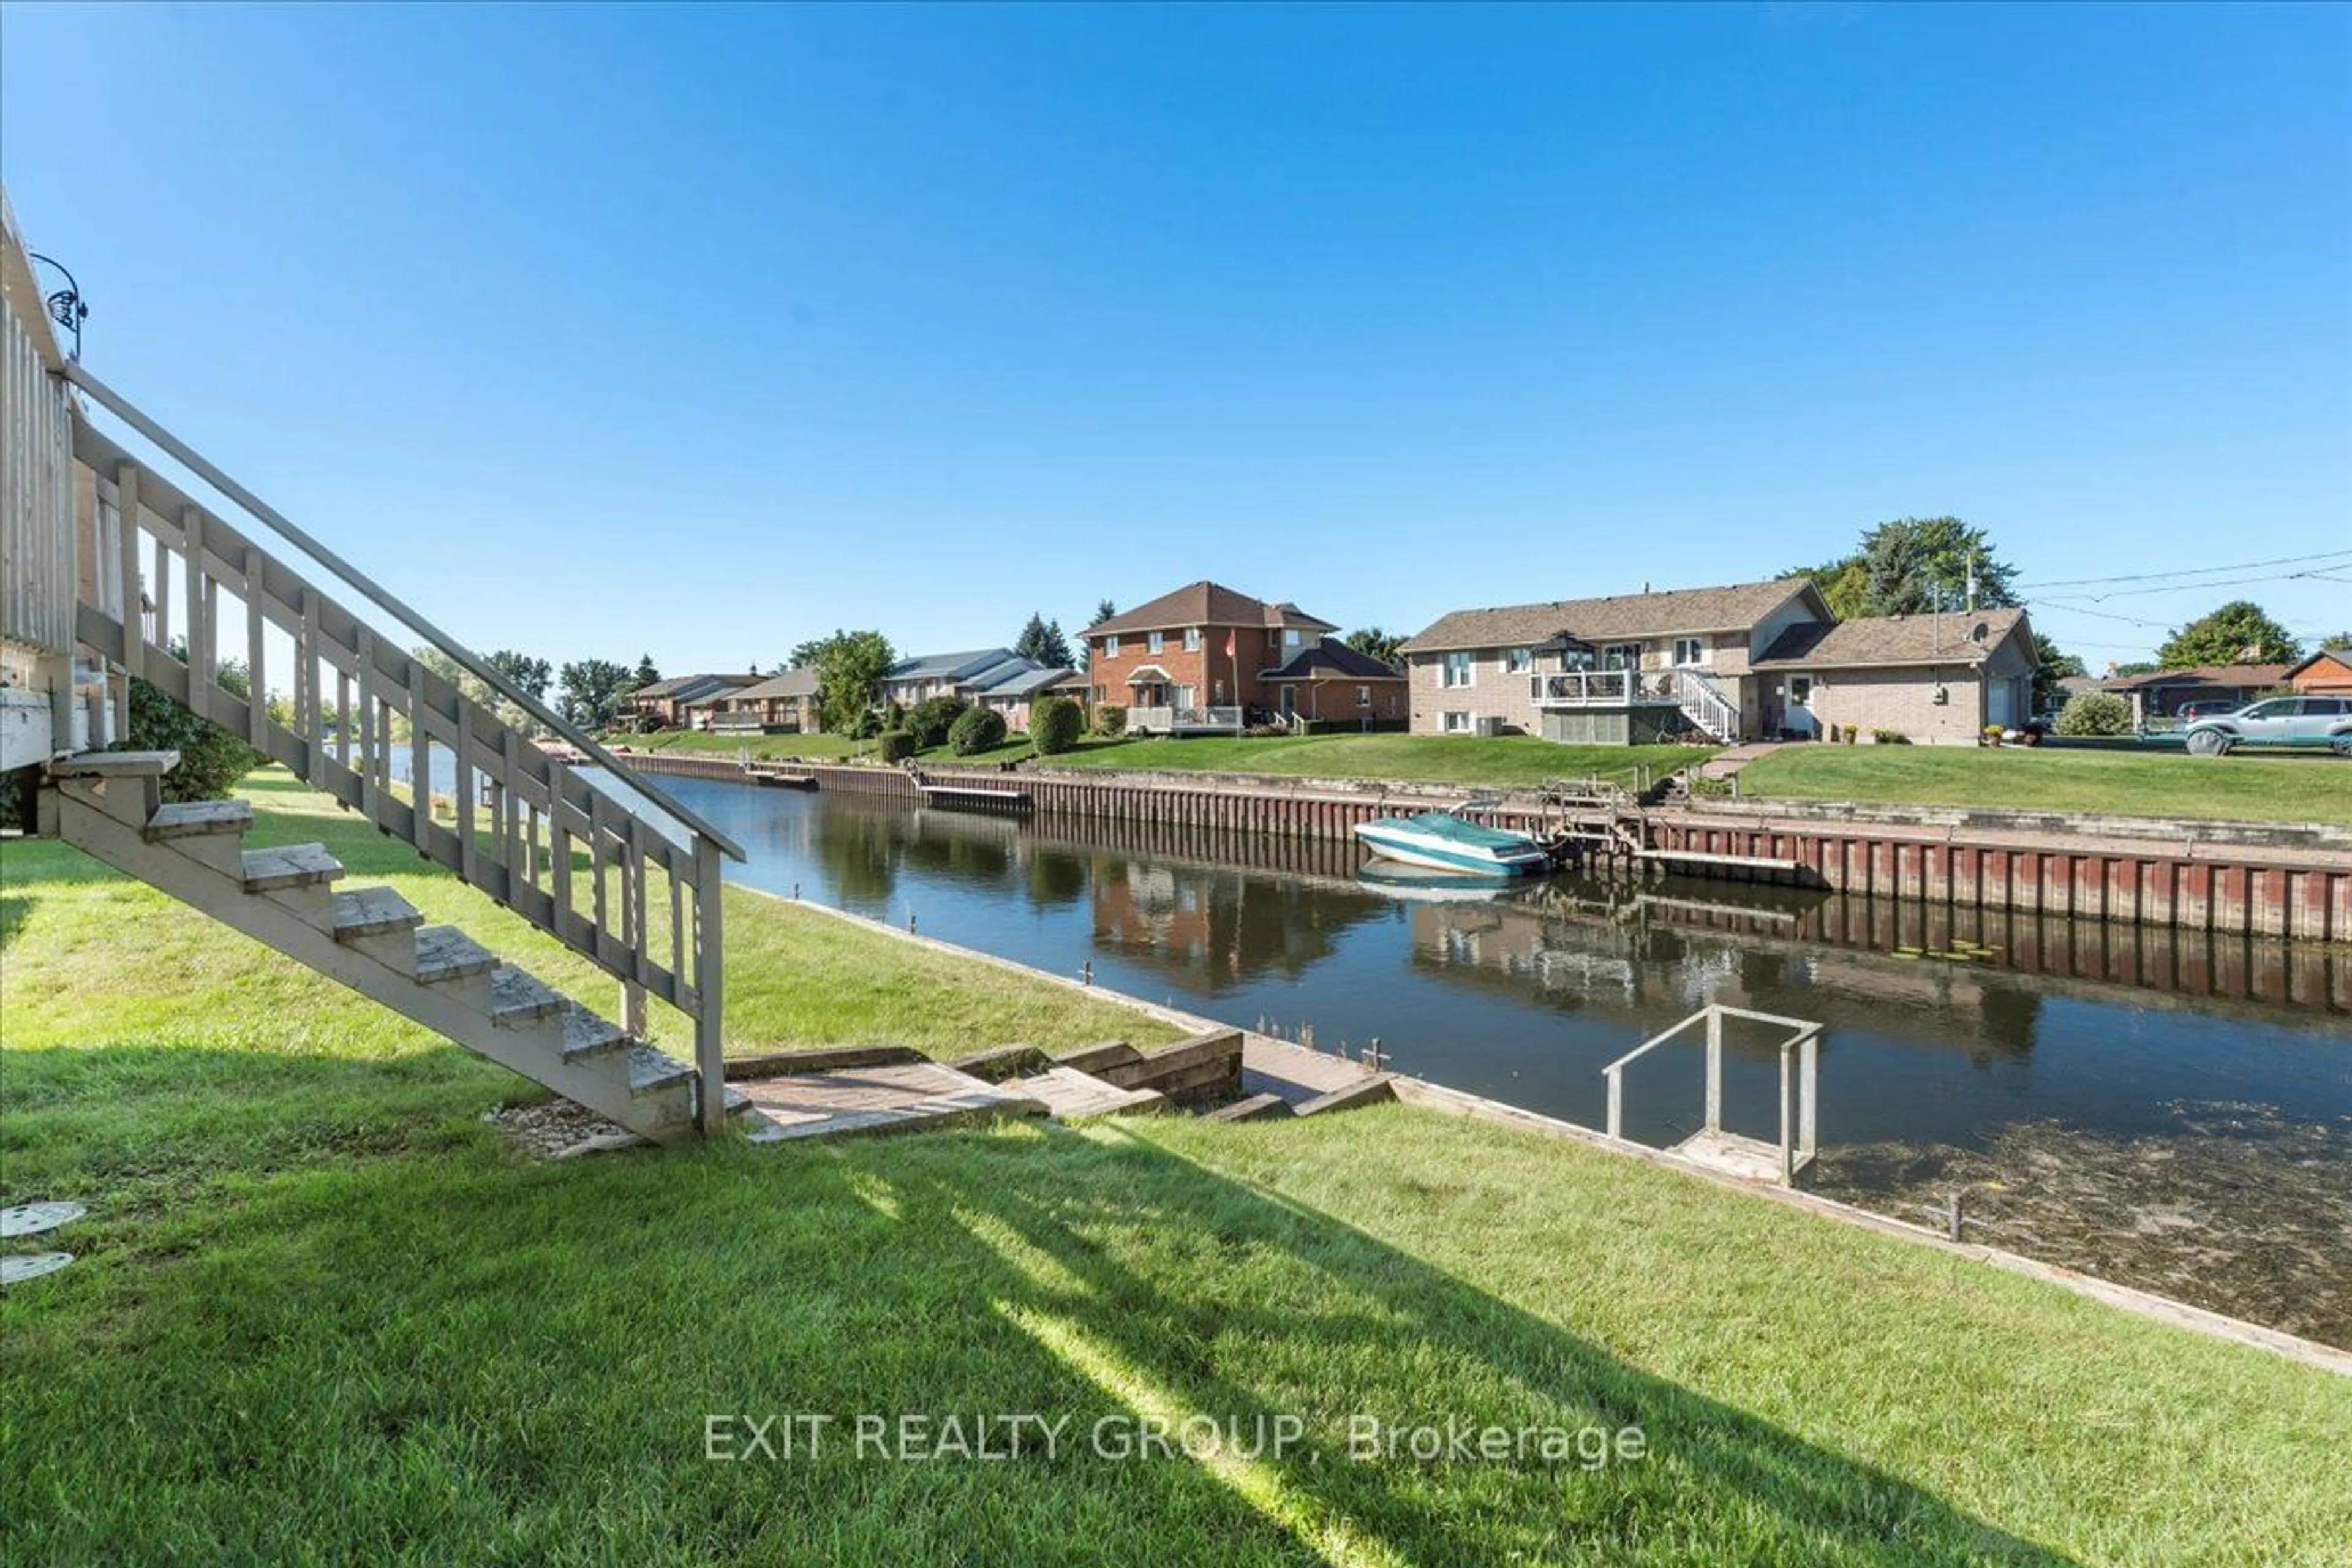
top-left (40, 750), bottom-right (741, 1142)
top-left (3, 198), bottom-right (753, 1145)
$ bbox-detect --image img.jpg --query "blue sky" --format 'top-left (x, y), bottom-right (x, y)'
top-left (4, 2), bottom-right (2345, 674)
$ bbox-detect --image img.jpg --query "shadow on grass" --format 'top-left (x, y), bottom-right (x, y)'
top-left (0, 1040), bottom-right (2076, 1565)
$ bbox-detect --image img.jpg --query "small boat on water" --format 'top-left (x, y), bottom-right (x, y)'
top-left (1352, 809), bottom-right (1554, 876)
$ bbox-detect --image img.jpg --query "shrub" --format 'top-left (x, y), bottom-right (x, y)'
top-left (876, 729), bottom-right (917, 764)
top-left (1031, 696), bottom-right (1084, 755)
top-left (2054, 690), bottom-right (2132, 737)
top-left (1870, 729), bottom-right (1910, 745)
top-left (126, 668), bottom-right (265, 804)
top-left (1091, 703), bottom-right (1126, 738)
top-left (948, 706), bottom-right (1007, 756)
top-left (904, 695), bottom-right (968, 750)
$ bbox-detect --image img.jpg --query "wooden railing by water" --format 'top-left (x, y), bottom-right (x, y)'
top-left (62, 366), bottom-right (747, 1133)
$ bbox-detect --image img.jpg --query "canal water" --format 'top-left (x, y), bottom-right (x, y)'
top-left (491, 762), bottom-right (2352, 1343)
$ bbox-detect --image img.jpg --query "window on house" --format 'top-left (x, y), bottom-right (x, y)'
top-left (1604, 644), bottom-right (1641, 671)
top-left (1283, 628), bottom-right (1302, 648)
top-left (1442, 710), bottom-right (1471, 734)
top-left (1147, 631), bottom-right (1164, 654)
top-left (1673, 638), bottom-right (1704, 667)
top-left (1356, 685), bottom-right (1371, 707)
top-left (1443, 651), bottom-right (1474, 688)
top-left (1103, 635), bottom-right (1120, 658)
top-left (1184, 627), bottom-right (1201, 652)
top-left (1506, 647), bottom-right (1532, 674)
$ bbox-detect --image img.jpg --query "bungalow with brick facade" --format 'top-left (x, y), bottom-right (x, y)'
top-left (625, 671), bottom-right (760, 729)
top-left (687, 667), bottom-right (820, 733)
top-left (2103, 662), bottom-right (2291, 725)
top-left (1257, 637), bottom-right (1409, 725)
top-left (1398, 578), bottom-right (1829, 744)
top-left (1750, 607), bottom-right (2037, 744)
top-left (1083, 582), bottom-right (1351, 733)
top-left (2284, 649), bottom-right (2352, 697)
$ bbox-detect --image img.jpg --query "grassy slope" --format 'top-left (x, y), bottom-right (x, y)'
top-left (1036, 733), bottom-right (1702, 789)
top-left (4, 779), bottom-right (2346, 1564)
top-left (1740, 744), bottom-right (2352, 826)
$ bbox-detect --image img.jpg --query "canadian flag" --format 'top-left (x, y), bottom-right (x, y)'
top-left (1225, 629), bottom-right (1237, 658)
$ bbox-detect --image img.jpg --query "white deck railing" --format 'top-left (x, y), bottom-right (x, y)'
top-left (1603, 1003), bottom-right (1820, 1185)
top-left (1128, 704), bottom-right (1243, 733)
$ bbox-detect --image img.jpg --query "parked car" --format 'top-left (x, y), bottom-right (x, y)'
top-left (2182, 696), bottom-right (2352, 756)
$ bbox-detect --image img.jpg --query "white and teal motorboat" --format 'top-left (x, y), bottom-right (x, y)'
top-left (1352, 809), bottom-right (1554, 877)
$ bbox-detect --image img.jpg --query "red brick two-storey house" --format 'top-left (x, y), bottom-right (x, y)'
top-left (1084, 582), bottom-right (1372, 731)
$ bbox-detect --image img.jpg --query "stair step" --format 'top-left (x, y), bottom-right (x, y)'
top-left (490, 966), bottom-right (565, 1027)
top-left (145, 799), bottom-right (252, 841)
top-left (51, 750), bottom-right (179, 778)
top-left (624, 1044), bottom-right (696, 1098)
top-left (332, 886), bottom-right (424, 940)
top-left (413, 925), bottom-right (497, 984)
top-left (241, 842), bottom-right (344, 892)
top-left (560, 1006), bottom-right (630, 1062)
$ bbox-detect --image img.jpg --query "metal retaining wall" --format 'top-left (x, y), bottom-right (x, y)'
top-left (615, 751), bottom-right (2351, 943)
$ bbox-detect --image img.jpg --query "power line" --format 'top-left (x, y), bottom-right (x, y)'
top-left (2042, 565), bottom-right (2352, 601)
top-left (2013, 548), bottom-right (2352, 592)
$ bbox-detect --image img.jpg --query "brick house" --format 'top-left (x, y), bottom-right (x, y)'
top-left (2284, 649), bottom-right (2352, 697)
top-left (1398, 578), bottom-right (1828, 744)
top-left (1082, 582), bottom-right (1343, 731)
top-left (1749, 608), bottom-right (2038, 744)
top-left (1257, 636), bottom-right (1409, 725)
top-left (2103, 663), bottom-right (2291, 725)
top-left (625, 671), bottom-right (760, 729)
top-left (687, 667), bottom-right (820, 733)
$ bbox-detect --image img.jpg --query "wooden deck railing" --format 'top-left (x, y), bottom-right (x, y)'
top-left (1, 205), bottom-right (77, 661)
top-left (61, 363), bottom-right (747, 1134)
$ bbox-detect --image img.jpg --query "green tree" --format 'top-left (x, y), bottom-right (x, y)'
top-left (2030, 634), bottom-right (2087, 713)
top-left (119, 647), bottom-right (264, 803)
top-left (1076, 600), bottom-right (1116, 673)
top-left (1792, 516), bottom-right (2018, 621)
top-left (484, 650), bottom-right (552, 703)
top-left (2321, 631), bottom-right (2351, 652)
top-left (557, 658), bottom-right (640, 729)
top-left (1343, 627), bottom-right (1404, 668)
top-left (2155, 601), bottom-right (2301, 669)
top-left (1014, 612), bottom-right (1074, 668)
top-left (1782, 556), bottom-right (1871, 620)
top-left (2112, 661), bottom-right (2158, 677)
top-left (801, 630), bottom-right (896, 734)
top-left (632, 654), bottom-right (661, 688)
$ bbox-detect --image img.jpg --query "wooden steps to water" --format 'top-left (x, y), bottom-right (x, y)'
top-left (736, 1060), bottom-right (1047, 1143)
top-left (1003, 1065), bottom-right (1166, 1119)
top-left (42, 761), bottom-right (721, 1145)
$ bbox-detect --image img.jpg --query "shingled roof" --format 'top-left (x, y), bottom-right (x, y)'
top-left (691, 667), bottom-right (818, 706)
top-left (2103, 662), bottom-right (2290, 691)
top-left (1259, 637), bottom-right (1408, 681)
top-left (1399, 579), bottom-right (1819, 655)
top-left (1752, 608), bottom-right (2030, 669)
top-left (1087, 581), bottom-right (1335, 637)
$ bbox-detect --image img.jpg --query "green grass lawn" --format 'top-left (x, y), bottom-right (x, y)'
top-left (625, 728), bottom-right (884, 762)
top-left (5, 777), bottom-right (2345, 1562)
top-left (1033, 733), bottom-right (1706, 790)
top-left (1739, 744), bottom-right (2352, 827)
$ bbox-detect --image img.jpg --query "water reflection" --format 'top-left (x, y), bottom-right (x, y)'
top-left (631, 775), bottom-right (2350, 1156)
top-left (622, 772), bottom-right (2352, 1342)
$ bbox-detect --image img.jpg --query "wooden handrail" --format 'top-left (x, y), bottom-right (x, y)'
top-left (61, 358), bottom-right (744, 862)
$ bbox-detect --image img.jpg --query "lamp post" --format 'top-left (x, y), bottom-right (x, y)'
top-left (26, 252), bottom-right (87, 359)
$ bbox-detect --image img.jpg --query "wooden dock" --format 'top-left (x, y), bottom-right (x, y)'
top-left (735, 1058), bottom-right (1046, 1142)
